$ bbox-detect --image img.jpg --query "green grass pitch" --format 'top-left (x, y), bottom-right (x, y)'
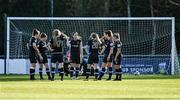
top-left (0, 74), bottom-right (180, 100)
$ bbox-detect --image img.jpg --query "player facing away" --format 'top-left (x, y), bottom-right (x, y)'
top-left (48, 29), bottom-right (69, 81)
top-left (68, 32), bottom-right (83, 80)
top-left (28, 29), bottom-right (43, 80)
top-left (37, 33), bottom-right (51, 80)
top-left (98, 30), bottom-right (114, 80)
top-left (84, 33), bottom-right (102, 81)
top-left (113, 33), bottom-right (122, 81)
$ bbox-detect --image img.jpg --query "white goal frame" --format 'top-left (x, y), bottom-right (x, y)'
top-left (6, 17), bottom-right (175, 74)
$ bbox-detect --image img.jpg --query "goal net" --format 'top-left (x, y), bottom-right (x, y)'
top-left (6, 17), bottom-right (179, 75)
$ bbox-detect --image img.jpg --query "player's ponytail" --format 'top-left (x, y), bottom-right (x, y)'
top-left (32, 29), bottom-right (39, 36)
top-left (105, 30), bottom-right (114, 43)
top-left (114, 33), bottom-right (120, 41)
top-left (90, 33), bottom-right (96, 40)
top-left (52, 29), bottom-right (60, 47)
top-left (41, 32), bottom-right (47, 38)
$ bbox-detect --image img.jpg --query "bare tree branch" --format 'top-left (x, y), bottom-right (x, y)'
top-left (168, 0), bottom-right (180, 6)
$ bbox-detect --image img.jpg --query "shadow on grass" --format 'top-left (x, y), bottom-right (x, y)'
top-left (0, 74), bottom-right (179, 82)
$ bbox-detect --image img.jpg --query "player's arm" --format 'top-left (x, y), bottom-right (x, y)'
top-left (26, 43), bottom-right (29, 50)
top-left (66, 39), bottom-right (71, 47)
top-left (114, 48), bottom-right (121, 61)
top-left (47, 39), bottom-right (54, 51)
top-left (84, 45), bottom-right (89, 55)
top-left (107, 43), bottom-right (113, 60)
top-left (61, 32), bottom-right (69, 40)
top-left (99, 45), bottom-right (105, 55)
top-left (96, 34), bottom-right (102, 44)
top-left (32, 42), bottom-right (42, 60)
top-left (80, 41), bottom-right (83, 57)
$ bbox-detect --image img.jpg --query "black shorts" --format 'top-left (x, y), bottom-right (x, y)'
top-left (38, 53), bottom-right (48, 64)
top-left (51, 53), bottom-right (63, 63)
top-left (29, 51), bottom-right (38, 63)
top-left (71, 54), bottom-right (80, 64)
top-left (113, 55), bottom-right (122, 65)
top-left (103, 54), bottom-right (113, 63)
top-left (88, 54), bottom-right (99, 64)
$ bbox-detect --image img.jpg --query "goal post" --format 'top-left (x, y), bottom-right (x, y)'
top-left (6, 17), bottom-right (179, 75)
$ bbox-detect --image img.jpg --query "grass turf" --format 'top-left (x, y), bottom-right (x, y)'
top-left (0, 74), bottom-right (180, 100)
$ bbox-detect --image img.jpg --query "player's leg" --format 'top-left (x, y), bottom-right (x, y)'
top-left (75, 64), bottom-right (80, 79)
top-left (58, 63), bottom-right (64, 81)
top-left (118, 56), bottom-right (122, 80)
top-left (93, 55), bottom-right (99, 80)
top-left (107, 63), bottom-right (113, 80)
top-left (114, 55), bottom-right (122, 81)
top-left (38, 55), bottom-right (44, 80)
top-left (57, 54), bottom-right (64, 81)
top-left (84, 64), bottom-right (91, 81)
top-left (98, 55), bottom-right (108, 80)
top-left (29, 54), bottom-right (37, 80)
top-left (44, 63), bottom-right (51, 80)
top-left (98, 63), bottom-right (107, 80)
top-left (39, 63), bottom-right (44, 80)
top-left (93, 63), bottom-right (99, 80)
top-left (51, 54), bottom-right (57, 81)
top-left (30, 63), bottom-right (36, 80)
top-left (42, 54), bottom-right (51, 80)
top-left (70, 63), bottom-right (75, 79)
top-left (64, 64), bottom-right (69, 76)
top-left (75, 55), bottom-right (81, 79)
top-left (85, 55), bottom-right (93, 80)
top-left (107, 55), bottom-right (113, 80)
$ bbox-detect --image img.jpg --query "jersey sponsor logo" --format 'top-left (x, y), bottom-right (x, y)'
top-left (110, 43), bottom-right (113, 46)
top-left (117, 44), bottom-right (121, 47)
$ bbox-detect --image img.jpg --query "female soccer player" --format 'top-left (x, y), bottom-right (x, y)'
top-left (28, 29), bottom-right (43, 80)
top-left (98, 30), bottom-right (114, 80)
top-left (37, 33), bottom-right (51, 80)
top-left (67, 32), bottom-right (83, 80)
top-left (113, 33), bottom-right (122, 81)
top-left (48, 29), bottom-right (69, 81)
top-left (84, 33), bottom-right (102, 81)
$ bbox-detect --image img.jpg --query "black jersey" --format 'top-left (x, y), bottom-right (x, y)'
top-left (103, 39), bottom-right (114, 55)
top-left (113, 40), bottom-right (122, 56)
top-left (88, 39), bottom-right (100, 54)
top-left (29, 37), bottom-right (38, 53)
top-left (70, 39), bottom-right (81, 55)
top-left (38, 40), bottom-right (48, 54)
top-left (50, 35), bottom-right (65, 53)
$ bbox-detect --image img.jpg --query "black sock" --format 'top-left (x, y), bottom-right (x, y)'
top-left (39, 68), bottom-right (43, 79)
top-left (86, 69), bottom-right (90, 79)
top-left (94, 69), bottom-right (99, 79)
top-left (70, 67), bottom-right (74, 78)
top-left (108, 67), bottom-right (112, 79)
top-left (75, 67), bottom-right (80, 78)
top-left (115, 69), bottom-right (119, 79)
top-left (98, 68), bottom-right (105, 80)
top-left (30, 68), bottom-right (35, 79)
top-left (119, 68), bottom-right (122, 80)
top-left (58, 68), bottom-right (64, 80)
top-left (51, 67), bottom-right (55, 79)
top-left (46, 68), bottom-right (51, 79)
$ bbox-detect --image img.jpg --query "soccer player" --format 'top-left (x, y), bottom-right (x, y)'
top-left (37, 33), bottom-right (51, 80)
top-left (28, 29), bottom-right (43, 80)
top-left (48, 29), bottom-right (69, 81)
top-left (63, 57), bottom-right (71, 76)
top-left (67, 32), bottom-right (83, 80)
top-left (113, 33), bottom-right (122, 81)
top-left (84, 33), bottom-right (102, 81)
top-left (98, 30), bottom-right (114, 80)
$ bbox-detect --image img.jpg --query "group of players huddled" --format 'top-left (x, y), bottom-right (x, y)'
top-left (28, 29), bottom-right (122, 81)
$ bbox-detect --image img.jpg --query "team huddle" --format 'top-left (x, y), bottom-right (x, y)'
top-left (27, 29), bottom-right (122, 81)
